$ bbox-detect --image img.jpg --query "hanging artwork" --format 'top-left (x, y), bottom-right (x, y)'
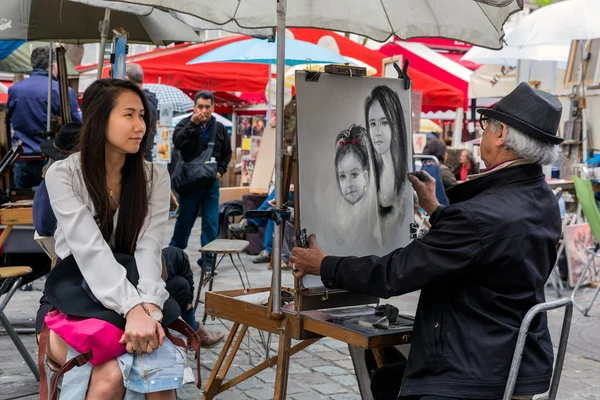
top-left (252, 116), bottom-right (266, 137)
top-left (238, 116), bottom-right (253, 137)
top-left (564, 223), bottom-right (596, 287)
top-left (296, 72), bottom-right (413, 288)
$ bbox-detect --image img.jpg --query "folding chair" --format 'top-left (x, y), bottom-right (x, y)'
top-left (0, 266), bottom-right (40, 380)
top-left (570, 177), bottom-right (600, 316)
top-left (502, 298), bottom-right (573, 400)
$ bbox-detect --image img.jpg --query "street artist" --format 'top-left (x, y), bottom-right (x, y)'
top-left (290, 83), bottom-right (564, 400)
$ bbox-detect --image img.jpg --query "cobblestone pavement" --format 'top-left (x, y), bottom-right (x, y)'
top-left (1, 218), bottom-right (599, 399)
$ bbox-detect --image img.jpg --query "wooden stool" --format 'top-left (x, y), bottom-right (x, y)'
top-left (0, 266), bottom-right (40, 381)
top-left (194, 239), bottom-right (250, 324)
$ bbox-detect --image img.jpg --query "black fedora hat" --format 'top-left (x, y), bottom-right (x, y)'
top-left (45, 252), bottom-right (180, 330)
top-left (40, 122), bottom-right (82, 161)
top-left (478, 82), bottom-right (564, 145)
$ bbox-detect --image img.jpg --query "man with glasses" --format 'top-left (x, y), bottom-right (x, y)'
top-left (290, 83), bottom-right (564, 400)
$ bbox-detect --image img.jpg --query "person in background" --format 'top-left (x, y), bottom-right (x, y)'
top-left (125, 63), bottom-right (159, 162)
top-left (160, 247), bottom-right (224, 347)
top-left (229, 185), bottom-right (295, 267)
top-left (170, 91), bottom-right (232, 271)
top-left (8, 46), bottom-right (82, 188)
top-left (419, 141), bottom-right (449, 207)
top-left (423, 139), bottom-right (458, 189)
top-left (455, 149), bottom-right (480, 182)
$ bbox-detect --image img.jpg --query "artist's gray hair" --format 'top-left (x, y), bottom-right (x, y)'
top-left (31, 47), bottom-right (55, 71)
top-left (125, 64), bottom-right (144, 85)
top-left (491, 119), bottom-right (559, 165)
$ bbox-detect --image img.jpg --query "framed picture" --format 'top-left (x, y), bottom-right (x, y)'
top-left (564, 39), bottom-right (600, 87)
top-left (237, 115), bottom-right (253, 137)
top-left (564, 223), bottom-right (595, 287)
top-left (413, 133), bottom-right (427, 154)
top-left (251, 116), bottom-right (266, 137)
top-left (296, 72), bottom-right (413, 288)
top-left (250, 136), bottom-right (262, 160)
top-left (158, 127), bottom-right (173, 141)
top-left (157, 140), bottom-right (172, 163)
top-left (382, 56), bottom-right (402, 79)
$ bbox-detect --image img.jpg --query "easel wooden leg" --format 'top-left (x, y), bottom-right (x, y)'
top-left (274, 318), bottom-right (292, 399)
top-left (202, 322), bottom-right (243, 399)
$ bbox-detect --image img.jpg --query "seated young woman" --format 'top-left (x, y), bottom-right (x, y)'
top-left (43, 79), bottom-right (179, 399)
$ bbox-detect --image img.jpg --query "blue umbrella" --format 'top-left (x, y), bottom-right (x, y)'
top-left (187, 37), bottom-right (349, 66)
top-left (0, 40), bottom-right (25, 60)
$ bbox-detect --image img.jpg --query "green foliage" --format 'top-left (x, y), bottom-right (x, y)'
top-left (532, 0), bottom-right (554, 6)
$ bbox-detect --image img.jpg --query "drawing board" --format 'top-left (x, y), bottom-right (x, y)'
top-left (296, 72), bottom-right (413, 288)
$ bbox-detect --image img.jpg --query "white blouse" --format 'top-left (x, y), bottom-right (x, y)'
top-left (45, 153), bottom-right (171, 317)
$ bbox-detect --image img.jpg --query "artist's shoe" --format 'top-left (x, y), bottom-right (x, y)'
top-left (229, 219), bottom-right (258, 234)
top-left (253, 250), bottom-right (271, 264)
top-left (197, 325), bottom-right (225, 348)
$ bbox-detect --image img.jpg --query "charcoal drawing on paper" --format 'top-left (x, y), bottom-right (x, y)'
top-left (296, 72), bottom-right (413, 288)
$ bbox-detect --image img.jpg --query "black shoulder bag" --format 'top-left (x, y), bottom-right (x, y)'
top-left (171, 122), bottom-right (218, 195)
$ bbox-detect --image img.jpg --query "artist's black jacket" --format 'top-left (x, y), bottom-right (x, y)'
top-left (321, 164), bottom-right (561, 399)
top-left (172, 116), bottom-right (232, 176)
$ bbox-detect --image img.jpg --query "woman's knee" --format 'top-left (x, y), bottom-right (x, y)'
top-left (146, 390), bottom-right (176, 400)
top-left (87, 359), bottom-right (124, 399)
top-left (46, 331), bottom-right (68, 366)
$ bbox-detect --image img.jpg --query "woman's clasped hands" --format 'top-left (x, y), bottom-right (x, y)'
top-left (120, 304), bottom-right (165, 354)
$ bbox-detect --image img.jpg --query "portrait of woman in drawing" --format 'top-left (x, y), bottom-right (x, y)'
top-left (364, 85), bottom-right (408, 217)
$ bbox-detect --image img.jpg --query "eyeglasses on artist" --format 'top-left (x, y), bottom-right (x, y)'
top-left (480, 116), bottom-right (491, 130)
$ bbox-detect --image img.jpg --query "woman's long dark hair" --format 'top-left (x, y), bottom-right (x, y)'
top-left (364, 85), bottom-right (408, 197)
top-left (78, 79), bottom-right (152, 254)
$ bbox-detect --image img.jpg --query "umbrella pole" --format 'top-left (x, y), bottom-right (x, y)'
top-left (46, 41), bottom-right (54, 133)
top-left (96, 9), bottom-right (111, 80)
top-left (271, 0), bottom-right (287, 318)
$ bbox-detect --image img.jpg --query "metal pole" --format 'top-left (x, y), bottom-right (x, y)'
top-left (271, 0), bottom-right (286, 318)
top-left (46, 41), bottom-right (54, 132)
top-left (97, 8), bottom-right (111, 80)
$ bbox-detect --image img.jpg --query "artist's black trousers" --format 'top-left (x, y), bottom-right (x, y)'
top-left (372, 361), bottom-right (502, 400)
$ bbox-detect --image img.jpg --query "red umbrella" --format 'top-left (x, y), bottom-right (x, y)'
top-left (289, 29), bottom-right (463, 112)
top-left (78, 36), bottom-right (269, 93)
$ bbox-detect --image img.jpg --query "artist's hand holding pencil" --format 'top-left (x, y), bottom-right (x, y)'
top-left (291, 234), bottom-right (327, 278)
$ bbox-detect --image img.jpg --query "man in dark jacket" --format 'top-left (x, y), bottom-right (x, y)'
top-left (291, 83), bottom-right (564, 400)
top-left (125, 63), bottom-right (159, 162)
top-left (169, 91), bottom-right (232, 270)
top-left (8, 46), bottom-right (82, 188)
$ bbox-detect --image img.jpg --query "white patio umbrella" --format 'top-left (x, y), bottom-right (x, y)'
top-left (1, 0), bottom-right (199, 45)
top-left (462, 43), bottom-right (570, 65)
top-left (504, 0), bottom-right (600, 48)
top-left (2, 0), bottom-right (201, 130)
top-left (108, 0), bottom-right (522, 315)
top-left (106, 1), bottom-right (521, 49)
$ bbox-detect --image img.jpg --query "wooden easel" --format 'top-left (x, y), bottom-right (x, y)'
top-left (201, 66), bottom-right (414, 400)
top-left (202, 153), bottom-right (412, 400)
